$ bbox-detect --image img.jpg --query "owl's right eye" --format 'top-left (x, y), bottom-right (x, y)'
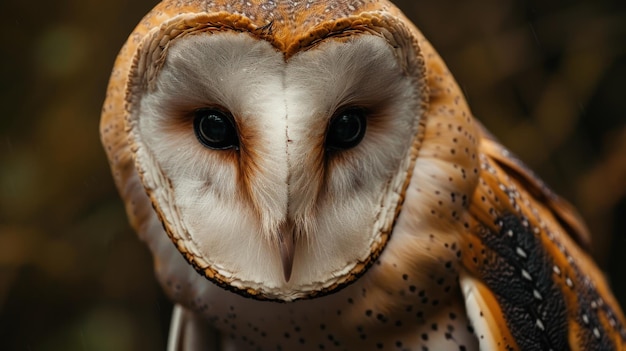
top-left (193, 108), bottom-right (239, 150)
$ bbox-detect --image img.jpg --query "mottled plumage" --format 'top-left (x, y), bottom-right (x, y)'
top-left (100, 0), bottom-right (626, 350)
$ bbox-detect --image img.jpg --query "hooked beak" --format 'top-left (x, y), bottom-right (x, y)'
top-left (278, 232), bottom-right (295, 282)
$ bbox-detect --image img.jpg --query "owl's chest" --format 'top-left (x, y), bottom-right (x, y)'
top-left (191, 262), bottom-right (478, 351)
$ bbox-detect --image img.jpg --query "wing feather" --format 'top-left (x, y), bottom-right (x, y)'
top-left (459, 130), bottom-right (626, 350)
top-left (460, 268), bottom-right (519, 351)
top-left (477, 122), bottom-right (591, 248)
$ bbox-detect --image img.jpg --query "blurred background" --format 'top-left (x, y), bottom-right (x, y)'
top-left (0, 0), bottom-right (624, 349)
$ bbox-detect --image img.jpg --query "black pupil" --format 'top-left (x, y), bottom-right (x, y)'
top-left (193, 109), bottom-right (238, 150)
top-left (199, 114), bottom-right (227, 143)
top-left (326, 110), bottom-right (366, 150)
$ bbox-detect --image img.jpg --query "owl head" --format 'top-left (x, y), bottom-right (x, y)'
top-left (102, 0), bottom-right (432, 301)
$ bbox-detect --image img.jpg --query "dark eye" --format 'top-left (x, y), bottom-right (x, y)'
top-left (193, 108), bottom-right (239, 150)
top-left (325, 108), bottom-right (367, 151)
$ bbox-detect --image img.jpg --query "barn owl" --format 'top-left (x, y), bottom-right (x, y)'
top-left (100, 0), bottom-right (626, 350)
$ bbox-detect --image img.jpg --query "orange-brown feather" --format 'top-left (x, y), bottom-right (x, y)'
top-left (462, 132), bottom-right (626, 349)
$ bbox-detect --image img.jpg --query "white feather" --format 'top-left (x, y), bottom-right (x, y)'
top-left (133, 32), bottom-right (422, 298)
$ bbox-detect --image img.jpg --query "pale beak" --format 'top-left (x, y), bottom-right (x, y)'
top-left (278, 232), bottom-right (295, 282)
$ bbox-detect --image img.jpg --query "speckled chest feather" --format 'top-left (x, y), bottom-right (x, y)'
top-left (101, 0), bottom-right (626, 350)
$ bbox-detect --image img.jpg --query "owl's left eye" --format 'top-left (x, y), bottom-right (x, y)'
top-left (193, 108), bottom-right (239, 150)
top-left (325, 108), bottom-right (367, 151)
